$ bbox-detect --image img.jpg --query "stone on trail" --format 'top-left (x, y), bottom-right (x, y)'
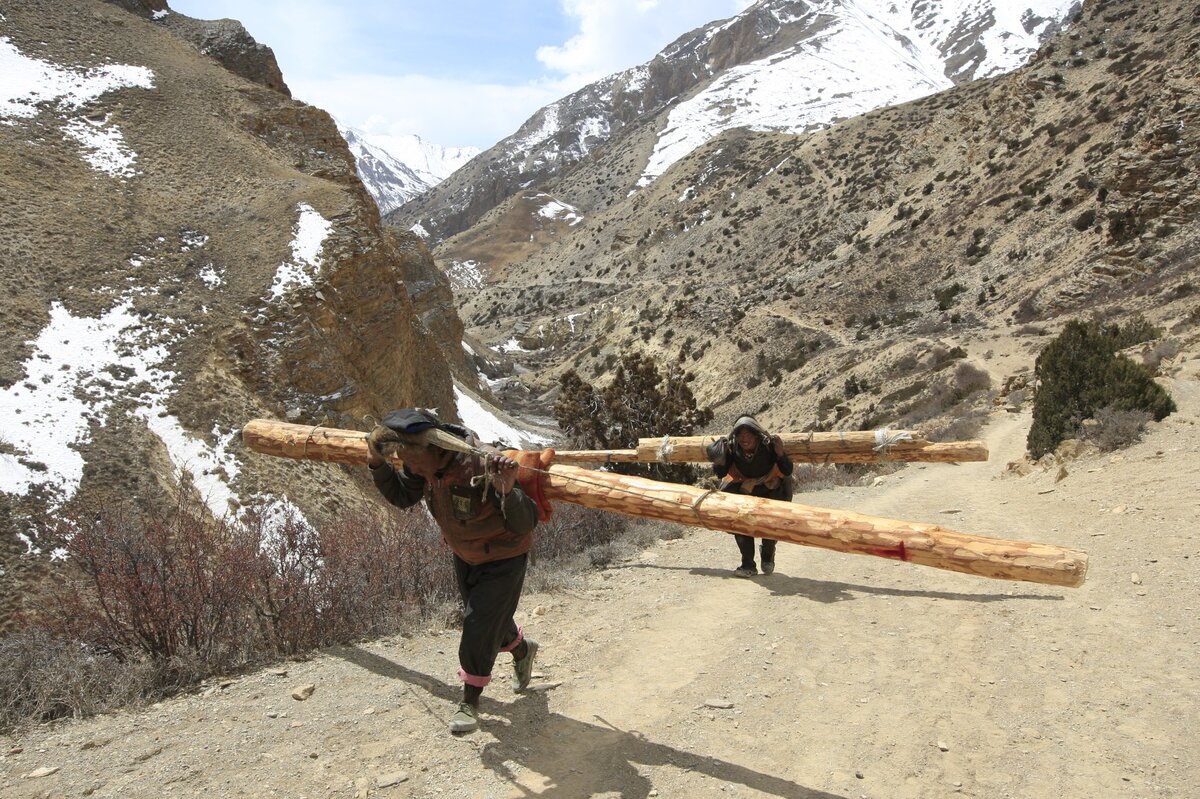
top-left (292, 683), bottom-right (316, 700)
top-left (377, 772), bottom-right (409, 787)
top-left (23, 766), bottom-right (59, 778)
top-left (704, 699), bottom-right (735, 709)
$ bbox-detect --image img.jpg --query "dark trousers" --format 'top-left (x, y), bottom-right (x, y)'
top-left (724, 482), bottom-right (787, 569)
top-left (453, 553), bottom-right (527, 685)
top-left (734, 534), bottom-right (776, 569)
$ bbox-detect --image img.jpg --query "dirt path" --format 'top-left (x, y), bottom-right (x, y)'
top-left (3, 366), bottom-right (1198, 798)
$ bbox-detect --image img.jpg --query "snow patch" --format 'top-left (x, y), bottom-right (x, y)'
top-left (454, 386), bottom-right (550, 448)
top-left (446, 259), bottom-right (485, 291)
top-left (410, 222), bottom-right (429, 238)
top-left (0, 37), bottom-right (153, 176)
top-left (536, 195), bottom-right (584, 226)
top-left (269, 203), bottom-right (333, 300)
top-left (63, 115), bottom-right (140, 177)
top-left (0, 299), bottom-right (171, 505)
top-left (499, 338), bottom-right (534, 353)
top-left (198, 264), bottom-right (223, 288)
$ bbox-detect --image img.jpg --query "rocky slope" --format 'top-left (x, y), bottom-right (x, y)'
top-left (0, 0), bottom-right (466, 613)
top-left (387, 0), bottom-right (1080, 245)
top-left (440, 0), bottom-right (1199, 438)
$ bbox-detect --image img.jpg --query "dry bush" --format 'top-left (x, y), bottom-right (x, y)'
top-left (5, 495), bottom-right (457, 730)
top-left (1083, 406), bottom-right (1154, 451)
top-left (792, 464), bottom-right (871, 491)
top-left (37, 496), bottom-right (260, 675)
top-left (0, 630), bottom-right (158, 729)
top-left (245, 505), bottom-right (456, 654)
top-left (925, 407), bottom-right (990, 442)
top-left (4, 484), bottom-right (685, 729)
top-left (953, 362), bottom-right (992, 396)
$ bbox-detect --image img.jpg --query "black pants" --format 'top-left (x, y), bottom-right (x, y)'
top-left (453, 552), bottom-right (527, 687)
top-left (734, 534), bottom-right (776, 569)
top-left (726, 482), bottom-right (789, 569)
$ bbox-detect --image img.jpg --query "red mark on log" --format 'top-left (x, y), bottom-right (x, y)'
top-left (864, 541), bottom-right (909, 561)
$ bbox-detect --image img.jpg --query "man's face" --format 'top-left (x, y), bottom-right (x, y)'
top-left (735, 428), bottom-right (759, 453)
top-left (400, 446), bottom-right (455, 478)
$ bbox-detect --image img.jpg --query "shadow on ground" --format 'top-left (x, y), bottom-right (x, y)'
top-left (608, 563), bottom-right (1065, 604)
top-left (336, 646), bottom-right (846, 799)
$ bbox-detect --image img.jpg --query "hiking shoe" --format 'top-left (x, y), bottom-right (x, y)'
top-left (512, 638), bottom-right (538, 694)
top-left (761, 560), bottom-right (775, 576)
top-left (733, 566), bottom-right (757, 578)
top-left (448, 702), bottom-right (478, 733)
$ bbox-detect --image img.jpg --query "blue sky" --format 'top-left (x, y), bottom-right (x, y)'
top-left (169, 0), bottom-right (754, 150)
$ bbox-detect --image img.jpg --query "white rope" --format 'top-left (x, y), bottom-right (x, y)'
top-left (656, 434), bottom-right (674, 462)
top-left (873, 428), bottom-right (913, 452)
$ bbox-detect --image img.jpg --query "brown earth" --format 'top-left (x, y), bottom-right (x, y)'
top-left (2, 342), bottom-right (1196, 798)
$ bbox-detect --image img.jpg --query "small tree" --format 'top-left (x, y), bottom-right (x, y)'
top-left (555, 351), bottom-right (713, 482)
top-left (1028, 319), bottom-right (1175, 458)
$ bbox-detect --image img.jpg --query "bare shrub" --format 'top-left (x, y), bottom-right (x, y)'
top-left (246, 505), bottom-right (455, 654)
top-left (1083, 406), bottom-right (1154, 451)
top-left (0, 631), bottom-right (157, 729)
top-left (953, 362), bottom-right (992, 397)
top-left (532, 502), bottom-right (627, 563)
top-left (792, 464), bottom-right (868, 491)
top-left (38, 496), bottom-right (260, 675)
top-left (925, 407), bottom-right (989, 442)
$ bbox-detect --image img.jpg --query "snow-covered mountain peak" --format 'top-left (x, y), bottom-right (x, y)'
top-left (337, 123), bottom-right (479, 215)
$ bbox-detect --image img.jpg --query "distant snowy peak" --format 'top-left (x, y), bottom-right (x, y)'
top-left (639, 0), bottom-right (1080, 184)
top-left (389, 0), bottom-right (1077, 243)
top-left (337, 124), bottom-right (479, 215)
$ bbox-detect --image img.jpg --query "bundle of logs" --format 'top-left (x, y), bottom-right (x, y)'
top-left (241, 420), bottom-right (1087, 588)
top-left (550, 430), bottom-right (988, 465)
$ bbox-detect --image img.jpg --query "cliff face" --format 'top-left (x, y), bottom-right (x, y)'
top-left (0, 0), bottom-right (462, 578)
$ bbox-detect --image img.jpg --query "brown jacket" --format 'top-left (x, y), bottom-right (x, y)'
top-left (371, 452), bottom-right (537, 565)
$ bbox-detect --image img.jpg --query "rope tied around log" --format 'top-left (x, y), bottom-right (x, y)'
top-left (302, 425), bottom-right (324, 460)
top-left (873, 428), bottom-right (913, 453)
top-left (656, 435), bottom-right (674, 462)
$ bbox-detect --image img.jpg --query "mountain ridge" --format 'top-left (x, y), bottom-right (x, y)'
top-left (386, 0), bottom-right (1080, 245)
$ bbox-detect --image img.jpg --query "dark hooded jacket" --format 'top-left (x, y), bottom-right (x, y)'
top-left (707, 416), bottom-right (794, 500)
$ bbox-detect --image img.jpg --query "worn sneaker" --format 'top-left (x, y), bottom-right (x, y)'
top-left (512, 638), bottom-right (538, 694)
top-left (761, 560), bottom-right (775, 576)
top-left (448, 702), bottom-right (478, 733)
top-left (733, 566), bottom-right (757, 578)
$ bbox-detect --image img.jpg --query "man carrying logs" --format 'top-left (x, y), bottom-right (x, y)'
top-left (707, 415), bottom-right (795, 577)
top-left (365, 408), bottom-right (540, 734)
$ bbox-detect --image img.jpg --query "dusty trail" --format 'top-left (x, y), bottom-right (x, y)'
top-left (2, 369), bottom-right (1198, 797)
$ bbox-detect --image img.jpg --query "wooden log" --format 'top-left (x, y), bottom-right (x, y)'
top-left (241, 419), bottom-right (1086, 587)
top-left (543, 465), bottom-right (1085, 588)
top-left (550, 449), bottom-right (641, 464)
top-left (634, 431), bottom-right (988, 464)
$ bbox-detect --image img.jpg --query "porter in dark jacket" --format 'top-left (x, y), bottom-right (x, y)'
top-left (707, 415), bottom-right (794, 576)
top-left (367, 408), bottom-right (539, 733)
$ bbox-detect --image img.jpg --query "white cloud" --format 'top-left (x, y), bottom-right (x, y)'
top-left (537, 0), bottom-right (754, 87)
top-left (298, 73), bottom-right (568, 149)
top-left (170, 0), bottom-right (757, 150)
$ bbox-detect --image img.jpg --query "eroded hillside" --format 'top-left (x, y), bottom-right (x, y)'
top-left (0, 0), bottom-right (466, 617)
top-left (442, 0), bottom-right (1199, 436)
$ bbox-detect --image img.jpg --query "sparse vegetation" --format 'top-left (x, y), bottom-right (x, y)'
top-left (554, 351), bottom-right (713, 483)
top-left (0, 492), bottom-right (656, 731)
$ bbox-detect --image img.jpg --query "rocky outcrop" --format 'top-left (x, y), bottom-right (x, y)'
top-left (158, 9), bottom-right (291, 96)
top-left (0, 0), bottom-right (461, 541)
